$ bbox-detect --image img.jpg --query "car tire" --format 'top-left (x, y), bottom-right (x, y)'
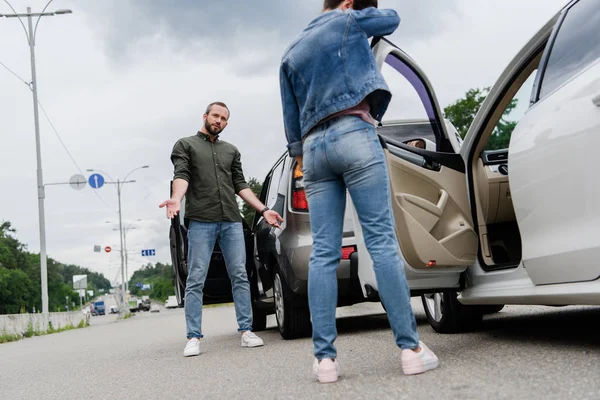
top-left (480, 304), bottom-right (505, 314)
top-left (421, 291), bottom-right (484, 334)
top-left (273, 271), bottom-right (311, 340)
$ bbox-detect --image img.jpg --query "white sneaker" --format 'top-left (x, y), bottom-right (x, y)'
top-left (183, 338), bottom-right (201, 357)
top-left (313, 358), bottom-right (339, 384)
top-left (241, 331), bottom-right (264, 348)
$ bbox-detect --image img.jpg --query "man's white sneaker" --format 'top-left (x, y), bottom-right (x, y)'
top-left (241, 331), bottom-right (264, 348)
top-left (313, 358), bottom-right (339, 384)
top-left (183, 338), bottom-right (201, 357)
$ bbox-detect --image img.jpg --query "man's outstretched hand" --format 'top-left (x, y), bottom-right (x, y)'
top-left (264, 209), bottom-right (284, 228)
top-left (159, 198), bottom-right (181, 219)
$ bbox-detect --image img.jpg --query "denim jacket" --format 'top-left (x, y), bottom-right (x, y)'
top-left (280, 7), bottom-right (400, 157)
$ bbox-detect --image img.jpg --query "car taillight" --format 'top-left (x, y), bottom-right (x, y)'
top-left (292, 163), bottom-right (308, 211)
top-left (341, 245), bottom-right (357, 260)
top-left (292, 190), bottom-right (308, 210)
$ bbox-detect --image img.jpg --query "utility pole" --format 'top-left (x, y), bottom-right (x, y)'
top-left (117, 180), bottom-right (126, 308)
top-left (87, 166), bottom-right (149, 314)
top-left (1, 4), bottom-right (73, 314)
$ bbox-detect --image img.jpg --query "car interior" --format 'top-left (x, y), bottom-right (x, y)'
top-left (469, 50), bottom-right (543, 269)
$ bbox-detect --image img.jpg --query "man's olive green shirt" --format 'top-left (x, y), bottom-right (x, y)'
top-left (171, 132), bottom-right (249, 223)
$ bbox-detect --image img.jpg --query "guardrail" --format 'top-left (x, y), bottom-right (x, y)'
top-left (0, 311), bottom-right (90, 338)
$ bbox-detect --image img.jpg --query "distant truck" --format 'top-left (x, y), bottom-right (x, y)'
top-left (129, 298), bottom-right (142, 312)
top-left (93, 301), bottom-right (106, 316)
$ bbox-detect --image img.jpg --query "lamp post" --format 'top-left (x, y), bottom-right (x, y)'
top-left (87, 166), bottom-right (149, 314)
top-left (1, 3), bottom-right (73, 314)
top-left (107, 219), bottom-right (141, 295)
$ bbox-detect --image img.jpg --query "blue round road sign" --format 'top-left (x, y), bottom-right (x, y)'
top-left (88, 173), bottom-right (105, 189)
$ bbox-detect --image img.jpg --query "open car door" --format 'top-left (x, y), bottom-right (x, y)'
top-left (354, 39), bottom-right (478, 296)
top-left (169, 182), bottom-right (188, 307)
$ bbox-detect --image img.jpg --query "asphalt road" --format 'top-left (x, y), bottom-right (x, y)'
top-left (1, 299), bottom-right (599, 400)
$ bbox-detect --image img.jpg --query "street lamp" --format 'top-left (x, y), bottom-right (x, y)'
top-left (87, 166), bottom-right (149, 314)
top-left (107, 218), bottom-right (142, 294)
top-left (1, 1), bottom-right (73, 314)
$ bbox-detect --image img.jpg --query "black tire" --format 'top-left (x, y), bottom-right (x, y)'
top-left (273, 271), bottom-right (311, 339)
top-left (421, 291), bottom-right (484, 334)
top-left (480, 304), bottom-right (505, 314)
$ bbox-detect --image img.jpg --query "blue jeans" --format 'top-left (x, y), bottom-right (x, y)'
top-left (185, 221), bottom-right (253, 339)
top-left (302, 116), bottom-right (419, 360)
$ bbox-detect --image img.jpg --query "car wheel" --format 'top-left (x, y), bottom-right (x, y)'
top-left (481, 304), bottom-right (504, 314)
top-left (273, 271), bottom-right (311, 339)
top-left (421, 291), bottom-right (483, 334)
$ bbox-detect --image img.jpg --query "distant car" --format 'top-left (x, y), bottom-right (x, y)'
top-left (150, 304), bottom-right (160, 313)
top-left (139, 299), bottom-right (151, 312)
top-left (109, 306), bottom-right (119, 314)
top-left (165, 295), bottom-right (179, 309)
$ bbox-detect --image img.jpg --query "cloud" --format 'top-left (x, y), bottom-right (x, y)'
top-left (76, 0), bottom-right (460, 67)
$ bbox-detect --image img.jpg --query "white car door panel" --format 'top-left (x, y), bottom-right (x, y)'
top-left (509, 61), bottom-right (600, 285)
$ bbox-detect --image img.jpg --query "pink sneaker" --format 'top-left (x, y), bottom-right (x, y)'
top-left (401, 341), bottom-right (439, 375)
top-left (312, 358), bottom-right (339, 383)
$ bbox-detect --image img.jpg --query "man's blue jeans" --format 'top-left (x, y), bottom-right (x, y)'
top-left (302, 115), bottom-right (420, 360)
top-left (185, 221), bottom-right (253, 339)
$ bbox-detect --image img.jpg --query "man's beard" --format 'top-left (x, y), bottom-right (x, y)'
top-left (205, 120), bottom-right (223, 136)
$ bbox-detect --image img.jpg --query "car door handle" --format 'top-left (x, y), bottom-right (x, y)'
top-left (593, 93), bottom-right (600, 107)
top-left (402, 190), bottom-right (448, 218)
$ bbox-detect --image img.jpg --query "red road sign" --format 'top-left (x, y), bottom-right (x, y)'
top-left (105, 246), bottom-right (112, 253)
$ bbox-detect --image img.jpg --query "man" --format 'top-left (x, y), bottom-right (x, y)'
top-left (279, 0), bottom-right (439, 383)
top-left (160, 101), bottom-right (283, 357)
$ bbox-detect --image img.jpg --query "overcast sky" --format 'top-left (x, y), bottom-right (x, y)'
top-left (0, 0), bottom-right (567, 285)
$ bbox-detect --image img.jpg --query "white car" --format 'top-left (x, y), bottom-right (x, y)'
top-left (150, 304), bottom-right (160, 313)
top-left (165, 295), bottom-right (179, 309)
top-left (353, 0), bottom-right (600, 333)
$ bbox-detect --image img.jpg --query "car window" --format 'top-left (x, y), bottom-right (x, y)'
top-left (377, 122), bottom-right (436, 145)
top-left (485, 70), bottom-right (537, 150)
top-left (538, 0), bottom-right (600, 99)
top-left (379, 48), bottom-right (447, 151)
top-left (266, 159), bottom-right (284, 208)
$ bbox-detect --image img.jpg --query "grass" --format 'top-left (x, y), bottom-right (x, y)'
top-left (204, 302), bottom-right (234, 309)
top-left (0, 332), bottom-right (21, 344)
top-left (0, 318), bottom-right (89, 344)
top-left (122, 312), bottom-right (135, 320)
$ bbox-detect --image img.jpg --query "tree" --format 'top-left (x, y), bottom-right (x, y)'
top-left (0, 221), bottom-right (112, 314)
top-left (444, 87), bottom-right (518, 150)
top-left (240, 177), bottom-right (263, 226)
top-left (128, 262), bottom-right (174, 301)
